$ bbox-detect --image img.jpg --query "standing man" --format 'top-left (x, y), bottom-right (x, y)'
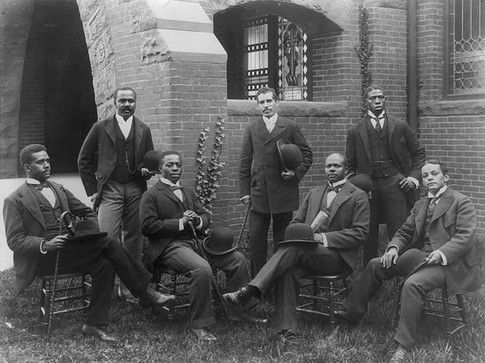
top-left (224, 153), bottom-right (370, 340)
top-left (345, 85), bottom-right (425, 265)
top-left (240, 86), bottom-right (313, 277)
top-left (78, 87), bottom-right (154, 299)
top-left (4, 144), bottom-right (174, 341)
top-left (140, 151), bottom-right (256, 342)
top-left (335, 160), bottom-right (481, 362)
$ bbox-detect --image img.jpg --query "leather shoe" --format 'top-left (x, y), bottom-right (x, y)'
top-left (223, 286), bottom-right (253, 306)
top-left (389, 344), bottom-right (410, 363)
top-left (138, 288), bottom-right (175, 308)
top-left (334, 309), bottom-right (359, 326)
top-left (191, 328), bottom-right (217, 342)
top-left (81, 324), bottom-right (117, 342)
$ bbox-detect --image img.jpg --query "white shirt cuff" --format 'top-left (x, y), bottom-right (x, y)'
top-left (40, 240), bottom-right (48, 254)
top-left (179, 219), bottom-right (184, 231)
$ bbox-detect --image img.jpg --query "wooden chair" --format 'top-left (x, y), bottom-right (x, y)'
top-left (393, 284), bottom-right (468, 335)
top-left (297, 273), bottom-right (349, 324)
top-left (39, 272), bottom-right (91, 338)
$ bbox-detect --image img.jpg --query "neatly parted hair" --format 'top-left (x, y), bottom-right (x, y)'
top-left (424, 159), bottom-right (449, 176)
top-left (113, 87), bottom-right (137, 100)
top-left (255, 87), bottom-right (278, 102)
top-left (159, 150), bottom-right (182, 165)
top-left (19, 144), bottom-right (47, 166)
top-left (364, 84), bottom-right (385, 98)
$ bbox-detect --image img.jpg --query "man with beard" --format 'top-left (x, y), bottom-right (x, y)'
top-left (78, 87), bottom-right (154, 300)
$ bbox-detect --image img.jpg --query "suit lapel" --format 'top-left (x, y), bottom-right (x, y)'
top-left (49, 181), bottom-right (69, 212)
top-left (431, 189), bottom-right (453, 224)
top-left (255, 119), bottom-right (270, 142)
top-left (265, 119), bottom-right (285, 144)
top-left (414, 197), bottom-right (429, 236)
top-left (105, 116), bottom-right (117, 145)
top-left (133, 117), bottom-right (143, 160)
top-left (157, 181), bottom-right (185, 210)
top-left (328, 183), bottom-right (352, 223)
top-left (387, 116), bottom-right (396, 148)
top-left (308, 187), bottom-right (326, 222)
top-left (18, 183), bottom-right (46, 229)
top-left (358, 120), bottom-right (372, 163)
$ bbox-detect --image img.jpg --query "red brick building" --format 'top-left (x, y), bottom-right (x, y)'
top-left (1, 0), bottom-right (484, 242)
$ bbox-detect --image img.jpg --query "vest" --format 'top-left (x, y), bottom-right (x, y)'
top-left (30, 187), bottom-right (64, 240)
top-left (110, 121), bottom-right (137, 184)
top-left (366, 119), bottom-right (399, 178)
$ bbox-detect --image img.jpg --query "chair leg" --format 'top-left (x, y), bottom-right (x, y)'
top-left (456, 294), bottom-right (467, 325)
top-left (393, 282), bottom-right (403, 328)
top-left (312, 279), bottom-right (318, 311)
top-left (328, 281), bottom-right (336, 324)
top-left (442, 288), bottom-right (451, 333)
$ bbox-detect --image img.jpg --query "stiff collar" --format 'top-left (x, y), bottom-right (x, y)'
top-left (427, 185), bottom-right (448, 199)
top-left (160, 177), bottom-right (181, 188)
top-left (328, 178), bottom-right (347, 188)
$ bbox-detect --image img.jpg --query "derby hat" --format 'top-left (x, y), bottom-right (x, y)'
top-left (141, 150), bottom-right (162, 174)
top-left (278, 223), bottom-right (317, 245)
top-left (396, 248), bottom-right (428, 278)
top-left (67, 219), bottom-right (107, 243)
top-left (276, 139), bottom-right (302, 170)
top-left (202, 227), bottom-right (237, 255)
top-left (349, 174), bottom-right (373, 193)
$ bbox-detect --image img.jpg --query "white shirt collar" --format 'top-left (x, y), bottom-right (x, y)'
top-left (368, 110), bottom-right (385, 119)
top-left (26, 178), bottom-right (44, 186)
top-left (263, 113), bottom-right (278, 124)
top-left (115, 113), bottom-right (133, 123)
top-left (160, 177), bottom-right (181, 187)
top-left (329, 178), bottom-right (347, 188)
top-left (427, 185), bottom-right (447, 199)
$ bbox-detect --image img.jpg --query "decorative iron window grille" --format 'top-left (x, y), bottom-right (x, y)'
top-left (448, 0), bottom-right (485, 96)
top-left (243, 16), bottom-right (309, 100)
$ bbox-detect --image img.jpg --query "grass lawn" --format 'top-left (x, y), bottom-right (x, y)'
top-left (1, 266), bottom-right (484, 363)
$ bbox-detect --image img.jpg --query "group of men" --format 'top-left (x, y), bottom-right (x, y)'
top-left (3, 85), bottom-right (480, 362)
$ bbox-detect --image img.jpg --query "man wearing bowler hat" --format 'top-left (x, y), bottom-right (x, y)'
top-left (239, 86), bottom-right (312, 277)
top-left (224, 153), bottom-right (370, 340)
top-left (3, 144), bottom-right (175, 342)
top-left (334, 160), bottom-right (481, 362)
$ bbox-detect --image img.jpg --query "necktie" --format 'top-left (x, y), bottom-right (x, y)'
top-left (35, 183), bottom-right (48, 190)
top-left (327, 185), bottom-right (341, 193)
top-left (427, 197), bottom-right (439, 219)
top-left (170, 185), bottom-right (183, 201)
top-left (374, 119), bottom-right (382, 135)
top-left (170, 186), bottom-right (182, 191)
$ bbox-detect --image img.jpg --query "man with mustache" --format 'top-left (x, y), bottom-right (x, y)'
top-left (4, 144), bottom-right (174, 342)
top-left (78, 87), bottom-right (154, 300)
top-left (239, 86), bottom-right (313, 277)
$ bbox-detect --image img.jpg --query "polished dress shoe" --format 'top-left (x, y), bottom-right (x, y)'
top-left (334, 309), bottom-right (360, 326)
top-left (191, 328), bottom-right (217, 342)
top-left (138, 288), bottom-right (175, 308)
top-left (223, 286), bottom-right (254, 306)
top-left (81, 324), bottom-right (117, 342)
top-left (389, 344), bottom-right (410, 363)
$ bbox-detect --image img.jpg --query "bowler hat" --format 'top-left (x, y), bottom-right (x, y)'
top-left (396, 248), bottom-right (428, 278)
top-left (278, 223), bottom-right (317, 245)
top-left (202, 227), bottom-right (237, 255)
top-left (276, 139), bottom-right (302, 170)
top-left (67, 219), bottom-right (107, 243)
top-left (141, 150), bottom-right (162, 173)
top-left (349, 174), bottom-right (373, 193)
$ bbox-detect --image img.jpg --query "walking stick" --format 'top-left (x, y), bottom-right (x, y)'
top-left (47, 212), bottom-right (75, 342)
top-left (188, 221), bottom-right (230, 320)
top-left (236, 203), bottom-right (251, 249)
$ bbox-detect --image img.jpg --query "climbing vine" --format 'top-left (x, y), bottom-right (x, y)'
top-left (355, 6), bottom-right (373, 117)
top-left (195, 116), bottom-right (226, 214)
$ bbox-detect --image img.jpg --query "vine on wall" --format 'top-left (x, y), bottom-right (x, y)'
top-left (355, 6), bottom-right (373, 117)
top-left (195, 116), bottom-right (226, 214)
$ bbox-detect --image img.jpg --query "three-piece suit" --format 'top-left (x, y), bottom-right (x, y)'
top-left (78, 115), bottom-right (154, 278)
top-left (345, 116), bottom-right (425, 264)
top-left (248, 181), bottom-right (370, 333)
top-left (140, 181), bottom-right (251, 328)
top-left (343, 187), bottom-right (481, 349)
top-left (239, 116), bottom-right (313, 276)
top-left (3, 181), bottom-right (152, 326)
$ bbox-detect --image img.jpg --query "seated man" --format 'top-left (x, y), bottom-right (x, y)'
top-left (3, 144), bottom-right (175, 342)
top-left (335, 160), bottom-right (481, 363)
top-left (223, 153), bottom-right (370, 340)
top-left (140, 150), bottom-right (256, 342)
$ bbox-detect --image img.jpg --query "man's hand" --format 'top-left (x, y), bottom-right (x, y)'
top-left (43, 234), bottom-right (69, 252)
top-left (183, 210), bottom-right (200, 227)
top-left (240, 195), bottom-right (251, 206)
top-left (281, 169), bottom-right (295, 181)
top-left (399, 177), bottom-right (416, 192)
top-left (426, 250), bottom-right (443, 265)
top-left (141, 167), bottom-right (154, 178)
top-left (380, 247), bottom-right (399, 269)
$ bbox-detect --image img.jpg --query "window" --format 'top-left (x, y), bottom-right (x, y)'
top-left (447, 0), bottom-right (485, 97)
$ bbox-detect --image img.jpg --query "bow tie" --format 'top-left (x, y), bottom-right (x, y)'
top-left (34, 183), bottom-right (48, 190)
top-left (170, 185), bottom-right (182, 191)
top-left (327, 185), bottom-right (342, 193)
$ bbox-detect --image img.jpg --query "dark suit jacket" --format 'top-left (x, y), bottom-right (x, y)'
top-left (77, 115), bottom-right (154, 197)
top-left (239, 116), bottom-right (312, 214)
top-left (345, 116), bottom-right (425, 205)
top-left (3, 181), bottom-right (97, 293)
top-left (291, 181), bottom-right (370, 270)
top-left (140, 181), bottom-right (211, 274)
top-left (389, 187), bottom-right (481, 294)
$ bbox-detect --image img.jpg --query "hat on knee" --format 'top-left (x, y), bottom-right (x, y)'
top-left (396, 248), bottom-right (428, 277)
top-left (278, 223), bottom-right (317, 245)
top-left (202, 227), bottom-right (237, 255)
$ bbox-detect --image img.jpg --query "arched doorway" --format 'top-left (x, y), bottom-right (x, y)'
top-left (18, 0), bottom-right (96, 174)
